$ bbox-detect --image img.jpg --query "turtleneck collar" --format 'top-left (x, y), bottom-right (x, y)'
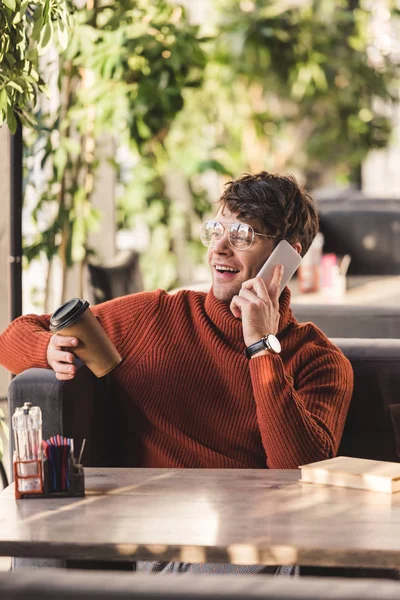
top-left (204, 286), bottom-right (294, 342)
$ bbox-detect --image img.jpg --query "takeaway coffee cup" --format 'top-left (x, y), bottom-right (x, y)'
top-left (49, 298), bottom-right (122, 378)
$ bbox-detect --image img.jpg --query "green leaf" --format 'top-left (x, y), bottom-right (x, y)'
top-left (0, 88), bottom-right (7, 113)
top-left (20, 0), bottom-right (30, 14)
top-left (3, 0), bottom-right (16, 10)
top-left (43, 0), bottom-right (51, 22)
top-left (55, 20), bottom-right (69, 51)
top-left (6, 81), bottom-right (24, 93)
top-left (32, 5), bottom-right (44, 42)
top-left (6, 105), bottom-right (17, 134)
top-left (38, 20), bottom-right (53, 55)
top-left (12, 10), bottom-right (22, 24)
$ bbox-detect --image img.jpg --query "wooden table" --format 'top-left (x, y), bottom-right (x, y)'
top-left (1, 468), bottom-right (400, 569)
top-left (290, 275), bottom-right (400, 306)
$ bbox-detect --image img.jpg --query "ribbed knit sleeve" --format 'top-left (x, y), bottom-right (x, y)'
top-left (0, 291), bottom-right (161, 376)
top-left (0, 313), bottom-right (53, 374)
top-left (249, 339), bottom-right (353, 469)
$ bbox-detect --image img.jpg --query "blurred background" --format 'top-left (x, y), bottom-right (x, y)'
top-left (1, 0), bottom-right (399, 316)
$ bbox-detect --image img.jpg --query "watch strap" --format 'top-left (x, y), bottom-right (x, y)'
top-left (245, 337), bottom-right (268, 359)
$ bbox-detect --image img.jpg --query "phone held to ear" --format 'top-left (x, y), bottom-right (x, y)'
top-left (257, 240), bottom-right (302, 294)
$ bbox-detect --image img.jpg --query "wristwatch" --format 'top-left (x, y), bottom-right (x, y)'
top-left (245, 334), bottom-right (281, 359)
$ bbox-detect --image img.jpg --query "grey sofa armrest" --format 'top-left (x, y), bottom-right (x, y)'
top-left (7, 365), bottom-right (114, 476)
top-left (8, 368), bottom-right (64, 462)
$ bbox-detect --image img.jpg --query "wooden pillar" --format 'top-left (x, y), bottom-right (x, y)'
top-left (0, 126), bottom-right (11, 400)
top-left (0, 126), bottom-right (11, 485)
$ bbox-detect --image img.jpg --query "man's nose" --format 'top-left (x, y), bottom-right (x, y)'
top-left (213, 229), bottom-right (231, 253)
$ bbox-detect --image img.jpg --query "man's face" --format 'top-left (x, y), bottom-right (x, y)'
top-left (208, 207), bottom-right (276, 303)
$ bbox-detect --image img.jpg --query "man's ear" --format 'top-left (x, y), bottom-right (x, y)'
top-left (292, 242), bottom-right (302, 256)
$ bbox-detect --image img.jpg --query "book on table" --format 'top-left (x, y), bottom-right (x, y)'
top-left (299, 456), bottom-right (400, 494)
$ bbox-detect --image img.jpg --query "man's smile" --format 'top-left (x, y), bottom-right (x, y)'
top-left (213, 263), bottom-right (241, 280)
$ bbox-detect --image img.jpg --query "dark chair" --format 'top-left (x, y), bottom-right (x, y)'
top-left (335, 338), bottom-right (400, 463)
top-left (86, 250), bottom-right (144, 305)
top-left (318, 201), bottom-right (400, 275)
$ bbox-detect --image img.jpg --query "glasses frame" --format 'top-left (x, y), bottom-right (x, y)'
top-left (200, 220), bottom-right (277, 251)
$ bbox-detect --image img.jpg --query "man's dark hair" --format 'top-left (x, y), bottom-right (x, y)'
top-left (219, 171), bottom-right (319, 256)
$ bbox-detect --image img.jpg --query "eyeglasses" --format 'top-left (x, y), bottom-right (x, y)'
top-left (200, 220), bottom-right (277, 251)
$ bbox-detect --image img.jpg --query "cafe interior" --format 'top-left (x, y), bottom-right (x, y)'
top-left (1, 0), bottom-right (400, 598)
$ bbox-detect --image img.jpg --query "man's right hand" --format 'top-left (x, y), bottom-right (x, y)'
top-left (47, 334), bottom-right (79, 380)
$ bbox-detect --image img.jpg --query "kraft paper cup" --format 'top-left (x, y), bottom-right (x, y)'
top-left (50, 299), bottom-right (122, 378)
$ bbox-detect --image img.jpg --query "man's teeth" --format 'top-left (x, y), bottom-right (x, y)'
top-left (216, 266), bottom-right (239, 272)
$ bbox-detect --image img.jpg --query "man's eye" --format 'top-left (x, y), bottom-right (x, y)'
top-left (231, 234), bottom-right (246, 243)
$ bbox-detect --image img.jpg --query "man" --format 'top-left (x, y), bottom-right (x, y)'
top-left (0, 171), bottom-right (353, 574)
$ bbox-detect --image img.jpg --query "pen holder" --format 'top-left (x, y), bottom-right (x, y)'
top-left (43, 457), bottom-right (85, 498)
top-left (14, 457), bottom-right (85, 499)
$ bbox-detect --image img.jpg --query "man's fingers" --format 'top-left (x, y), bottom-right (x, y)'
top-left (52, 349), bottom-right (75, 365)
top-left (269, 264), bottom-right (284, 302)
top-left (230, 294), bottom-right (248, 318)
top-left (48, 336), bottom-right (77, 378)
top-left (241, 277), bottom-right (269, 302)
top-left (238, 286), bottom-right (259, 302)
top-left (56, 372), bottom-right (76, 381)
top-left (51, 334), bottom-right (79, 349)
top-left (52, 357), bottom-right (77, 375)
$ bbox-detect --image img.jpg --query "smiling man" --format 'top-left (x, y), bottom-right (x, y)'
top-left (0, 171), bottom-right (353, 575)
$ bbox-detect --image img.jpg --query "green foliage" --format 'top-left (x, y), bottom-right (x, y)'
top-left (0, 0), bottom-right (73, 132)
top-left (213, 0), bottom-right (400, 179)
top-left (23, 0), bottom-right (207, 299)
top-left (16, 0), bottom-right (400, 296)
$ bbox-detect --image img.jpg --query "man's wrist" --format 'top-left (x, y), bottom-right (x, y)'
top-left (250, 349), bottom-right (270, 359)
top-left (245, 332), bottom-right (277, 347)
top-left (245, 334), bottom-right (281, 359)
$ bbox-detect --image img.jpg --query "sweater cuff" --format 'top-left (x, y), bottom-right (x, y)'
top-left (14, 330), bottom-right (53, 374)
top-left (34, 332), bottom-right (54, 369)
top-left (248, 351), bottom-right (286, 391)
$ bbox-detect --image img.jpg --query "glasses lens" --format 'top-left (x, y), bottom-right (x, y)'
top-left (200, 221), bottom-right (224, 247)
top-left (229, 223), bottom-right (253, 249)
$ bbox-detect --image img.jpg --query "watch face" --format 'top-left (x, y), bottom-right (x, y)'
top-left (267, 334), bottom-right (281, 354)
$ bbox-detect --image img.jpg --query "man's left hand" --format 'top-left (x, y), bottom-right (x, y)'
top-left (230, 265), bottom-right (284, 348)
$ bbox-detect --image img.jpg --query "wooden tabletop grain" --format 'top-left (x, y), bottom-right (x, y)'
top-left (1, 468), bottom-right (400, 568)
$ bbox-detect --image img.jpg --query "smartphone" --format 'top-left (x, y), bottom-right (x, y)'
top-left (257, 240), bottom-right (302, 294)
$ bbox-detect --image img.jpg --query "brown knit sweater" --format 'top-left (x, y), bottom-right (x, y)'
top-left (0, 287), bottom-right (353, 469)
